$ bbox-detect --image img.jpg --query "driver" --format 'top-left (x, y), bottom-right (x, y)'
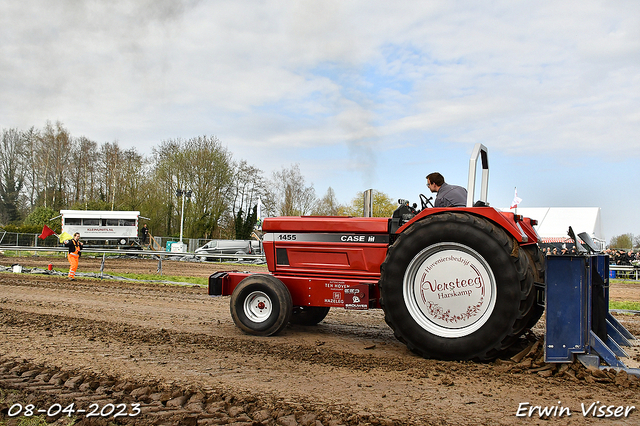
top-left (426, 172), bottom-right (467, 207)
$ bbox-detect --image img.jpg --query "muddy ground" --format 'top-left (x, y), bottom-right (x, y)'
top-left (0, 255), bottom-right (639, 425)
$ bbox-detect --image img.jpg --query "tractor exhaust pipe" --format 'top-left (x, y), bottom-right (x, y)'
top-left (363, 189), bottom-right (373, 217)
top-left (467, 143), bottom-right (489, 207)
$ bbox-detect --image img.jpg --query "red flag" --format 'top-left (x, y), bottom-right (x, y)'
top-left (39, 225), bottom-right (56, 240)
top-left (510, 188), bottom-right (522, 209)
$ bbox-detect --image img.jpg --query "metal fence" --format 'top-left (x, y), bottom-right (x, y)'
top-left (610, 265), bottom-right (640, 280)
top-left (3, 230), bottom-right (638, 280)
top-left (0, 246), bottom-right (264, 279)
top-left (0, 230), bottom-right (60, 247)
top-left (0, 231), bottom-right (265, 263)
top-left (0, 230), bottom-right (233, 253)
top-left (152, 237), bottom-right (214, 253)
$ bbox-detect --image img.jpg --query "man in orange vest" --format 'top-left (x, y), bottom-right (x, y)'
top-left (64, 232), bottom-right (83, 280)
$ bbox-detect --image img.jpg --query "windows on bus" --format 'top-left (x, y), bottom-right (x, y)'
top-left (64, 216), bottom-right (137, 227)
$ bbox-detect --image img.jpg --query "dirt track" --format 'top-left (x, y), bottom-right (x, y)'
top-left (0, 256), bottom-right (639, 425)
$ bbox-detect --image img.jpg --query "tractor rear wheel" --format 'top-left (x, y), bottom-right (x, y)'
top-left (290, 306), bottom-right (330, 326)
top-left (521, 245), bottom-right (546, 329)
top-left (230, 274), bottom-right (292, 336)
top-left (379, 212), bottom-right (533, 361)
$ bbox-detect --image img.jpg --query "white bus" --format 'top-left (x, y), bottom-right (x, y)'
top-left (60, 210), bottom-right (141, 246)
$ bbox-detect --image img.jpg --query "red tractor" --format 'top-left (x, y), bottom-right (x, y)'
top-left (209, 144), bottom-right (545, 361)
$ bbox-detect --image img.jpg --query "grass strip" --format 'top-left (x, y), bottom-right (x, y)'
top-left (609, 301), bottom-right (640, 311)
top-left (60, 269), bottom-right (207, 286)
top-left (0, 267), bottom-right (207, 286)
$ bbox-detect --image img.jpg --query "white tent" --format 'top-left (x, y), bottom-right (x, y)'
top-left (498, 207), bottom-right (605, 249)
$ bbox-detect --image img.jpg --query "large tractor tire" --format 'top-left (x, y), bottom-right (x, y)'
top-left (379, 212), bottom-right (534, 361)
top-left (290, 306), bottom-right (331, 326)
top-left (230, 274), bottom-right (292, 336)
top-left (521, 245), bottom-right (546, 329)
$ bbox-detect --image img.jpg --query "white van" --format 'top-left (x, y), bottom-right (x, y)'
top-left (195, 239), bottom-right (262, 259)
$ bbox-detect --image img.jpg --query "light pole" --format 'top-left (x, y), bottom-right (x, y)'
top-left (176, 189), bottom-right (192, 243)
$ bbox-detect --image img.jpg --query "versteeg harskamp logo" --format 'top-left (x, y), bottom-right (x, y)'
top-left (412, 249), bottom-right (494, 330)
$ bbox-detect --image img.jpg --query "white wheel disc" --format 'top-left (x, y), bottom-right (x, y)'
top-left (243, 291), bottom-right (272, 323)
top-left (403, 242), bottom-right (497, 338)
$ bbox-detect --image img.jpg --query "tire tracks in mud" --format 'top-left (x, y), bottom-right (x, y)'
top-left (2, 305), bottom-right (639, 426)
top-left (0, 355), bottom-right (385, 426)
top-left (0, 307), bottom-right (421, 425)
top-left (0, 306), bottom-right (450, 376)
top-left (0, 275), bottom-right (435, 373)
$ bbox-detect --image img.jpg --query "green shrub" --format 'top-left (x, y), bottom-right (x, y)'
top-left (1, 224), bottom-right (43, 234)
top-left (24, 206), bottom-right (61, 232)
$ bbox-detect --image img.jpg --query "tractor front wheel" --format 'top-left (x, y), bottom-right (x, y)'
top-left (230, 274), bottom-right (292, 336)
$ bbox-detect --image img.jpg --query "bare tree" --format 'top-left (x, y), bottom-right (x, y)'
top-left (40, 121), bottom-right (72, 209)
top-left (117, 147), bottom-right (147, 210)
top-left (230, 160), bottom-right (267, 223)
top-left (149, 139), bottom-right (181, 236)
top-left (22, 126), bottom-right (41, 209)
top-left (313, 187), bottom-right (342, 216)
top-left (268, 164), bottom-right (316, 217)
top-left (69, 136), bottom-right (99, 207)
top-left (0, 128), bottom-right (26, 223)
top-left (98, 141), bottom-right (127, 210)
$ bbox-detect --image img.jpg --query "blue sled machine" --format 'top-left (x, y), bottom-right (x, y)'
top-left (545, 250), bottom-right (639, 376)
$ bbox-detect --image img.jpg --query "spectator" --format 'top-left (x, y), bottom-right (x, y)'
top-left (619, 250), bottom-right (630, 265)
top-left (611, 250), bottom-right (620, 264)
top-left (140, 223), bottom-right (149, 248)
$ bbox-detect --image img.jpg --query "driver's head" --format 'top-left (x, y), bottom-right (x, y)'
top-left (426, 172), bottom-right (444, 192)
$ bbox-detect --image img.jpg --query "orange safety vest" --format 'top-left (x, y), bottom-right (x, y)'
top-left (68, 239), bottom-right (82, 255)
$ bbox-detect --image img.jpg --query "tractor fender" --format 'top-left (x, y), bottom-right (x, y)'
top-left (397, 207), bottom-right (535, 244)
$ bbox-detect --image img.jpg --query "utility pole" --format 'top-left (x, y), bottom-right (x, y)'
top-left (176, 188), bottom-right (192, 244)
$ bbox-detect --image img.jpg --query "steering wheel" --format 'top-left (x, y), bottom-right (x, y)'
top-left (419, 194), bottom-right (433, 210)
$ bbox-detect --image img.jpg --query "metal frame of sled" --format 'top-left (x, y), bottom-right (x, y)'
top-left (545, 253), bottom-right (640, 376)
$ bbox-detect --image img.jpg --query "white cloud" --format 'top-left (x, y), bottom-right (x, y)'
top-left (1, 1), bottom-right (640, 238)
top-left (4, 1), bottom-right (638, 155)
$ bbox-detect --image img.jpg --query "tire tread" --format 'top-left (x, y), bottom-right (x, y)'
top-left (380, 212), bottom-right (541, 361)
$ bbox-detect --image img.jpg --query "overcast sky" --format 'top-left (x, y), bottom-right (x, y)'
top-left (1, 1), bottom-right (639, 241)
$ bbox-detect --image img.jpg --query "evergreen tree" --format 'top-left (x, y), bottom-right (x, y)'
top-left (243, 205), bottom-right (258, 239)
top-left (234, 208), bottom-right (245, 240)
top-left (234, 205), bottom-right (258, 240)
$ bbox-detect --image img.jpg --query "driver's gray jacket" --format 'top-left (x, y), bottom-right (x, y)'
top-left (434, 183), bottom-right (467, 207)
